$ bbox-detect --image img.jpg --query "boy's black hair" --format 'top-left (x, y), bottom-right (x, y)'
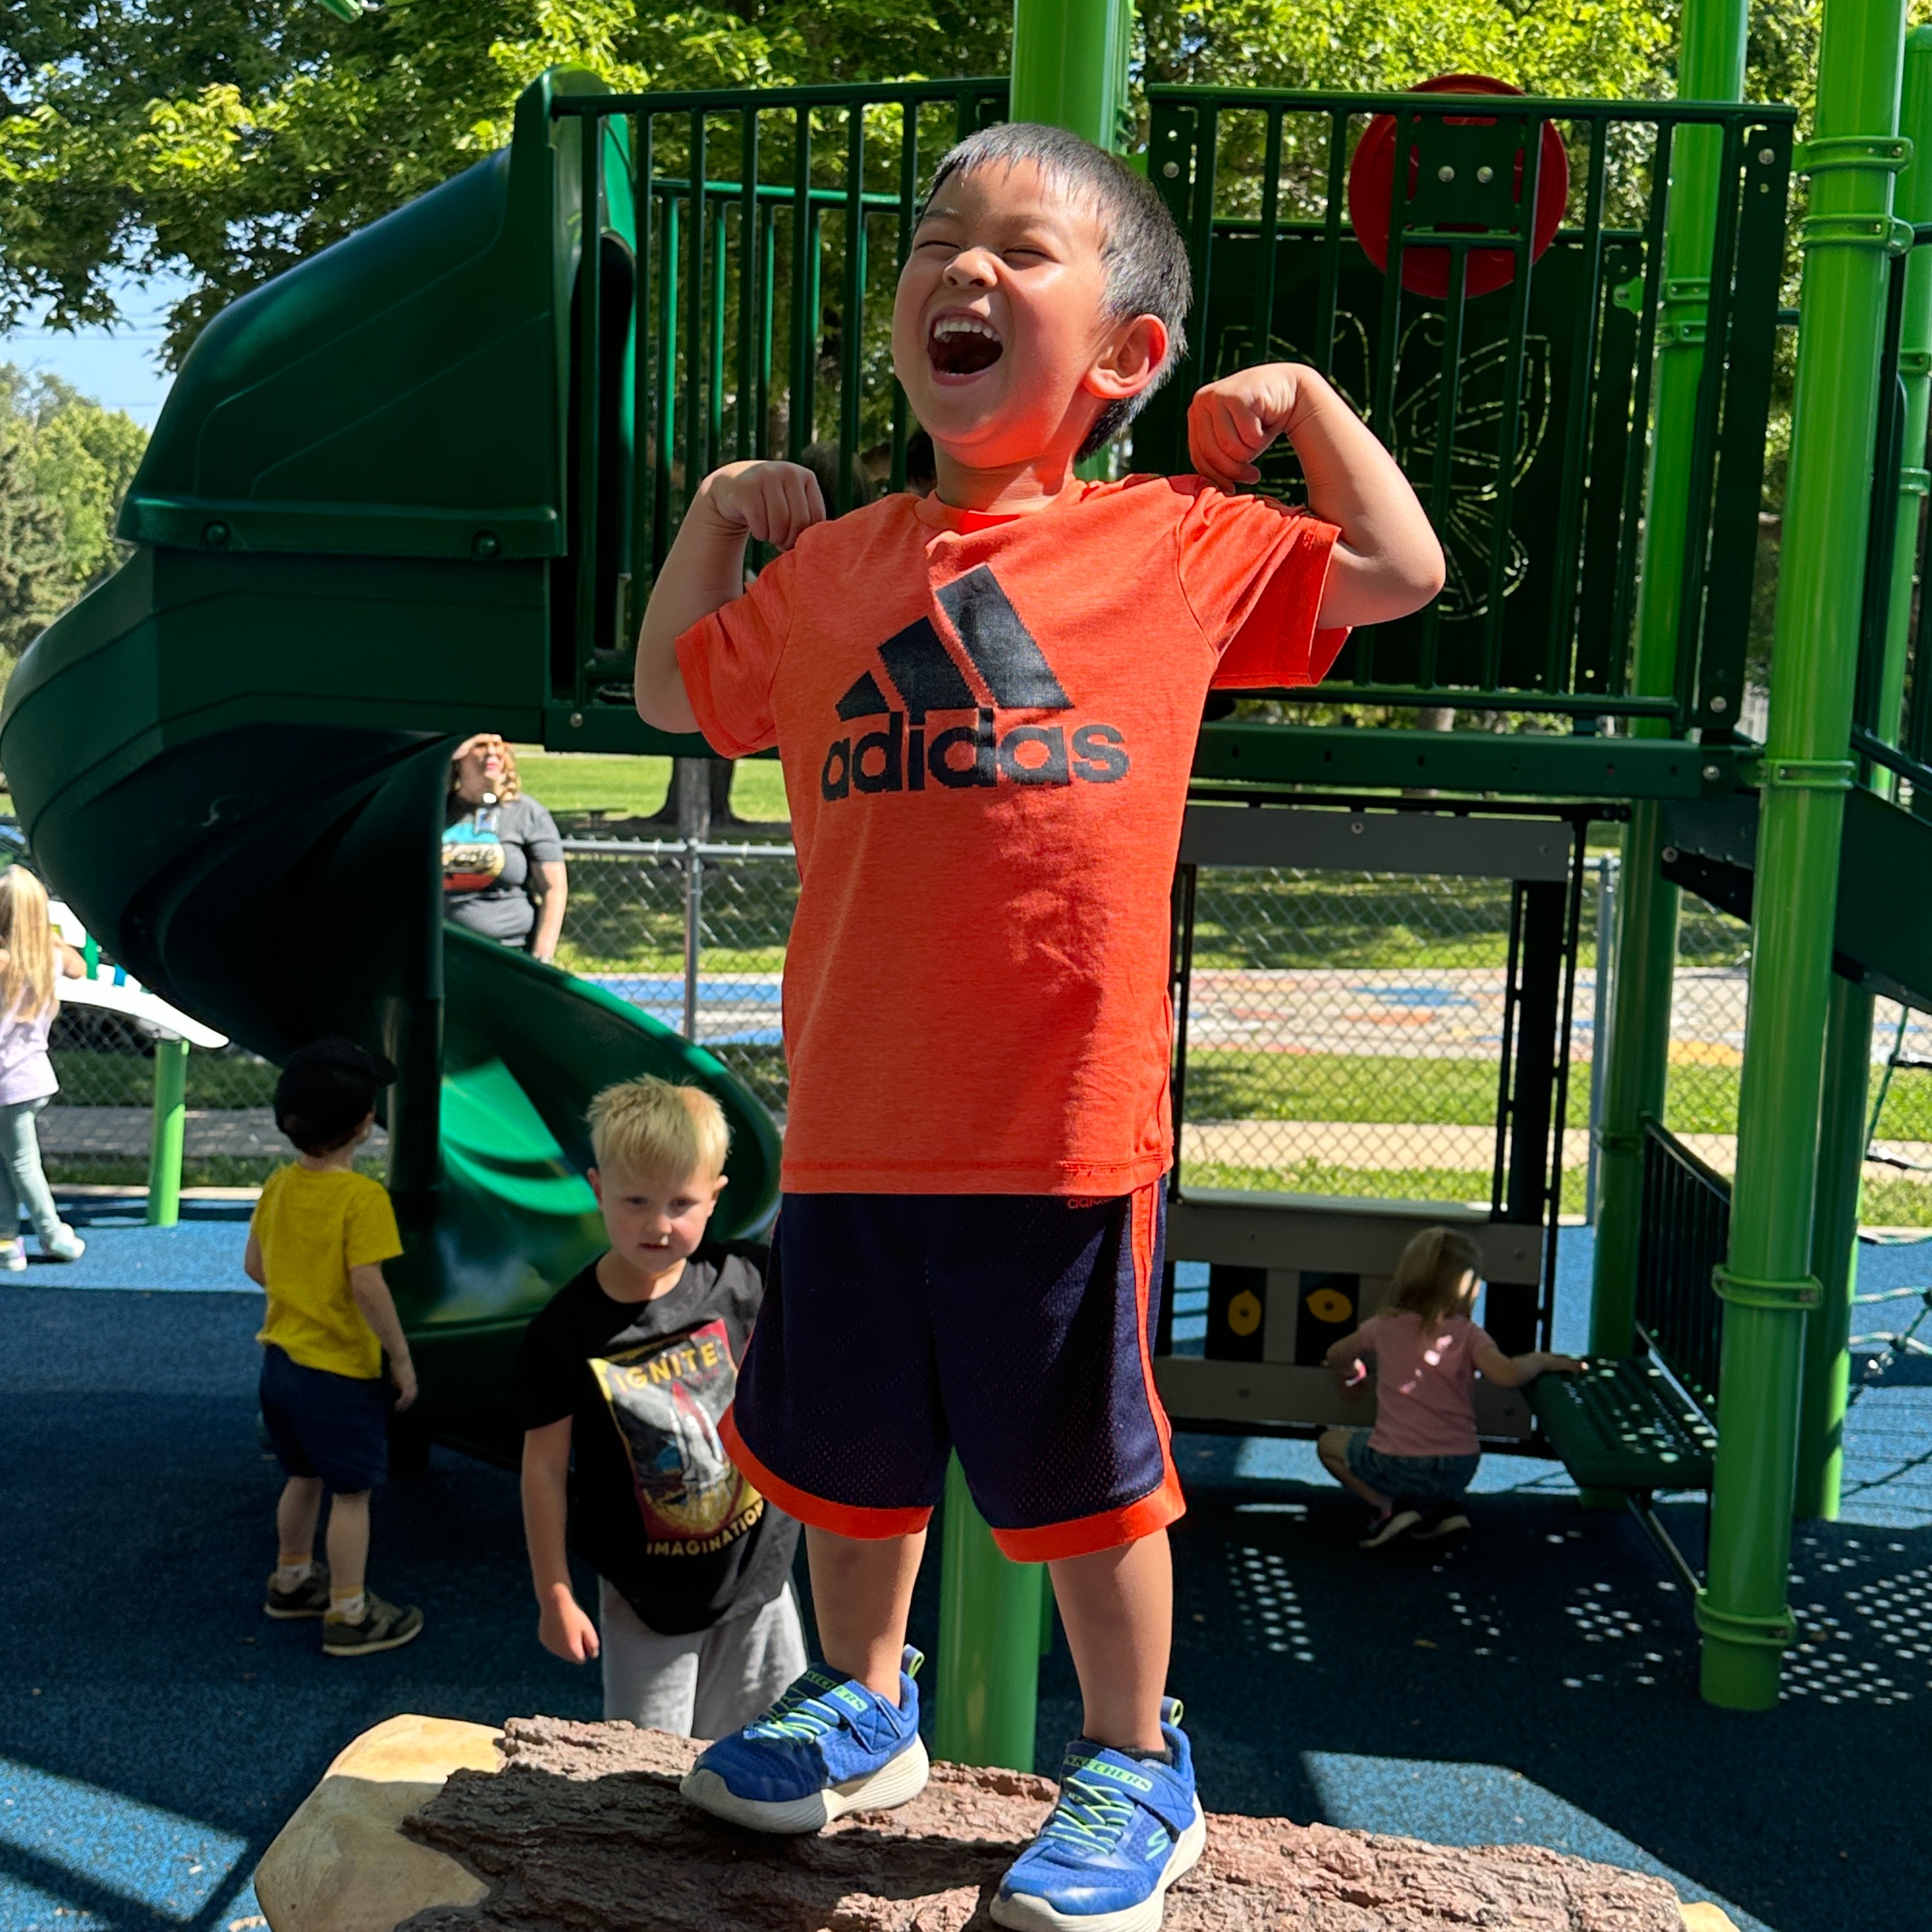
top-left (275, 1036), bottom-right (396, 1156)
top-left (919, 122), bottom-right (1193, 461)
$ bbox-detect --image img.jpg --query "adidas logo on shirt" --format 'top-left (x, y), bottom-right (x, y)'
top-left (821, 564), bottom-right (1131, 801)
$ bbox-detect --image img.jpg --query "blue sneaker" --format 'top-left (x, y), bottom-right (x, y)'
top-left (992, 1699), bottom-right (1206, 1931)
top-left (680, 1646), bottom-right (930, 1834)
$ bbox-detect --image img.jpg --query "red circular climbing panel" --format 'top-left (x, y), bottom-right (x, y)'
top-left (1347, 74), bottom-right (1569, 300)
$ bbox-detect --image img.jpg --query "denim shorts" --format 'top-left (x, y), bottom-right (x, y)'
top-left (1343, 1429), bottom-right (1479, 1503)
top-left (259, 1344), bottom-right (390, 1492)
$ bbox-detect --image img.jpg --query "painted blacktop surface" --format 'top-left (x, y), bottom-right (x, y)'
top-left (3, 1203), bottom-right (1931, 1932)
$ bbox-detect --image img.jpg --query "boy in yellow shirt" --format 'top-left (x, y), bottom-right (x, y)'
top-left (246, 1036), bottom-right (424, 1657)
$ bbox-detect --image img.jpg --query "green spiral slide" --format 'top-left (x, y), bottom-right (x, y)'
top-left (0, 69), bottom-right (780, 1468)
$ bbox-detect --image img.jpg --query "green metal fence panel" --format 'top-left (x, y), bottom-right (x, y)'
top-left (1133, 89), bottom-right (1794, 729)
top-left (549, 77), bottom-right (1010, 703)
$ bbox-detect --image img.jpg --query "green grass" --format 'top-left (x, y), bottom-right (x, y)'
top-left (1857, 1177), bottom-right (1932, 1228)
top-left (1180, 1051), bottom-right (1932, 1144)
top-left (45, 1151), bottom-right (385, 1188)
top-left (50, 1048), bottom-right (277, 1110)
top-left (510, 748), bottom-right (791, 827)
top-left (1184, 1051), bottom-right (1503, 1124)
top-left (1182, 1159), bottom-right (1515, 1205)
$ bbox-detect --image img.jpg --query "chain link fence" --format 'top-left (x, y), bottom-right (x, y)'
top-left (558, 838), bottom-right (795, 1114)
top-left (31, 832), bottom-right (1932, 1224)
top-left (1175, 865), bottom-right (1602, 1208)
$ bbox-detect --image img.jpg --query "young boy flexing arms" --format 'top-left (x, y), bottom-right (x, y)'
top-left (636, 122), bottom-right (1442, 1931)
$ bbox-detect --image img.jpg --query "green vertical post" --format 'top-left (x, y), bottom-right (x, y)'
top-left (1794, 27), bottom-right (1932, 1519)
top-left (1878, 27), bottom-right (1932, 760)
top-left (1588, 0), bottom-right (1749, 1380)
top-left (146, 1036), bottom-right (188, 1228)
top-left (1699, 0), bottom-right (1908, 1710)
top-left (1009, 0), bottom-right (1133, 150)
top-left (933, 1459), bottom-right (1048, 1768)
top-left (926, 0), bottom-right (1137, 1772)
top-left (1796, 977), bottom-right (1873, 1517)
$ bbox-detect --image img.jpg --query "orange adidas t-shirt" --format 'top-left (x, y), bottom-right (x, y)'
top-left (677, 473), bottom-right (1344, 1195)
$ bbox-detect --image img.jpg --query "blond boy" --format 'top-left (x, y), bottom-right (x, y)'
top-left (517, 1075), bottom-right (804, 1735)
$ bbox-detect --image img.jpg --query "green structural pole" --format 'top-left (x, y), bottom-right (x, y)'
top-left (928, 0), bottom-right (1138, 1775)
top-left (1010, 0), bottom-right (1133, 150)
top-left (1588, 0), bottom-right (1750, 1390)
top-left (933, 1460), bottom-right (1050, 1768)
top-left (1699, 0), bottom-right (1908, 1710)
top-left (146, 1036), bottom-right (188, 1228)
top-left (1795, 27), bottom-right (1932, 1519)
top-left (1796, 977), bottom-right (1873, 1516)
top-left (1876, 27), bottom-right (1932, 755)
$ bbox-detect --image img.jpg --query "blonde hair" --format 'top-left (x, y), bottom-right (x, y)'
top-left (0, 868), bottom-right (58, 1024)
top-left (588, 1074), bottom-right (730, 1181)
top-left (1391, 1226), bottom-right (1484, 1326)
top-left (449, 733), bottom-right (523, 803)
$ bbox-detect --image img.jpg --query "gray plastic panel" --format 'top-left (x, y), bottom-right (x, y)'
top-left (1168, 1191), bottom-right (1544, 1287)
top-left (1181, 806), bottom-right (1572, 880)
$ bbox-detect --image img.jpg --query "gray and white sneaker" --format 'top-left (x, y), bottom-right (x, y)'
top-left (0, 1239), bottom-right (26, 1273)
top-left (1360, 1506), bottom-right (1422, 1549)
top-left (39, 1226), bottom-right (85, 1262)
top-left (323, 1591), bottom-right (424, 1657)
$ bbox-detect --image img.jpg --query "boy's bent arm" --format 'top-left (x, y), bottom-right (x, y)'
top-left (1188, 364), bottom-right (1446, 630)
top-left (243, 1229), bottom-right (265, 1286)
top-left (349, 1262), bottom-right (417, 1408)
top-left (635, 461), bottom-right (826, 734)
top-left (522, 1420), bottom-right (600, 1664)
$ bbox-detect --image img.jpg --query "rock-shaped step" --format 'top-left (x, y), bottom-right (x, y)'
top-left (256, 1712), bottom-right (1737, 1932)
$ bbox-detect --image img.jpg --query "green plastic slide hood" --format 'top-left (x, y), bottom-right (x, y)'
top-left (116, 68), bottom-right (627, 564)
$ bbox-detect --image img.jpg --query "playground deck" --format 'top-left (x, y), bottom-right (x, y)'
top-left (1, 1211), bottom-right (1926, 1932)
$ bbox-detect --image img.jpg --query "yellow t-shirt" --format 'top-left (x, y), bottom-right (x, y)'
top-left (254, 1165), bottom-right (404, 1379)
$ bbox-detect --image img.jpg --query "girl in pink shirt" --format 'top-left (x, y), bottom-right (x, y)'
top-left (1319, 1226), bottom-right (1580, 1548)
top-left (0, 867), bottom-right (89, 1268)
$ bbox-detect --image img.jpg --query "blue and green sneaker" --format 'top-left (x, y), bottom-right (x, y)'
top-left (992, 1699), bottom-right (1206, 1932)
top-left (679, 1646), bottom-right (930, 1834)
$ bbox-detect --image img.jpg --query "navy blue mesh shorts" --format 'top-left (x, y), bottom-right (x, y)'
top-left (720, 1185), bottom-right (1183, 1560)
top-left (259, 1344), bottom-right (390, 1492)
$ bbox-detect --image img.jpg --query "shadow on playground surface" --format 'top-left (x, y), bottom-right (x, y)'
top-left (1, 1215), bottom-right (1928, 1932)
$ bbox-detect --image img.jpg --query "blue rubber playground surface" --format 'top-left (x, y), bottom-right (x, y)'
top-left (3, 1203), bottom-right (1929, 1932)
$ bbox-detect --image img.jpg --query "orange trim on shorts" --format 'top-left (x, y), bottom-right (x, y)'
top-left (988, 1182), bottom-right (1188, 1563)
top-left (720, 1405), bottom-right (935, 1542)
top-left (991, 1466), bottom-right (1187, 1562)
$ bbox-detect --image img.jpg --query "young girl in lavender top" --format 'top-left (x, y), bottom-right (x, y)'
top-left (0, 867), bottom-right (89, 1269)
top-left (1319, 1225), bottom-right (1581, 1548)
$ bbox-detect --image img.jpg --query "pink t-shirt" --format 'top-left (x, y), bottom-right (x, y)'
top-left (0, 994), bottom-right (57, 1107)
top-left (1347, 1310), bottom-right (1494, 1459)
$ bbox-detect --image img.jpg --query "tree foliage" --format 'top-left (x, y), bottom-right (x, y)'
top-left (0, 422), bottom-right (68, 668)
top-left (0, 367), bottom-right (148, 665)
top-left (3, 0), bottom-right (1836, 372)
top-left (0, 2), bottom-right (1008, 364)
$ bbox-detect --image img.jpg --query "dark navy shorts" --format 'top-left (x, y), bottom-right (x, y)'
top-left (259, 1344), bottom-right (390, 1492)
top-left (721, 1185), bottom-right (1183, 1561)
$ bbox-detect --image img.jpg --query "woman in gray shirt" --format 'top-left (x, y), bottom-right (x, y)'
top-left (443, 735), bottom-right (569, 960)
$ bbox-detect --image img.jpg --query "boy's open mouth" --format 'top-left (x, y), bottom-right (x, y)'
top-left (928, 313), bottom-right (1003, 377)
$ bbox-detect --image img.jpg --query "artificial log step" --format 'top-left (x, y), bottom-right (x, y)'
top-left (254, 1713), bottom-right (1741, 1932)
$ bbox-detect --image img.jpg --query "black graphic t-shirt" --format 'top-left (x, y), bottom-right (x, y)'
top-left (442, 793), bottom-right (564, 947)
top-left (515, 1245), bottom-right (798, 1634)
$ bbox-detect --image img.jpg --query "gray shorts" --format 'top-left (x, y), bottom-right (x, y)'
top-left (1343, 1429), bottom-right (1480, 1503)
top-left (598, 1577), bottom-right (808, 1740)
